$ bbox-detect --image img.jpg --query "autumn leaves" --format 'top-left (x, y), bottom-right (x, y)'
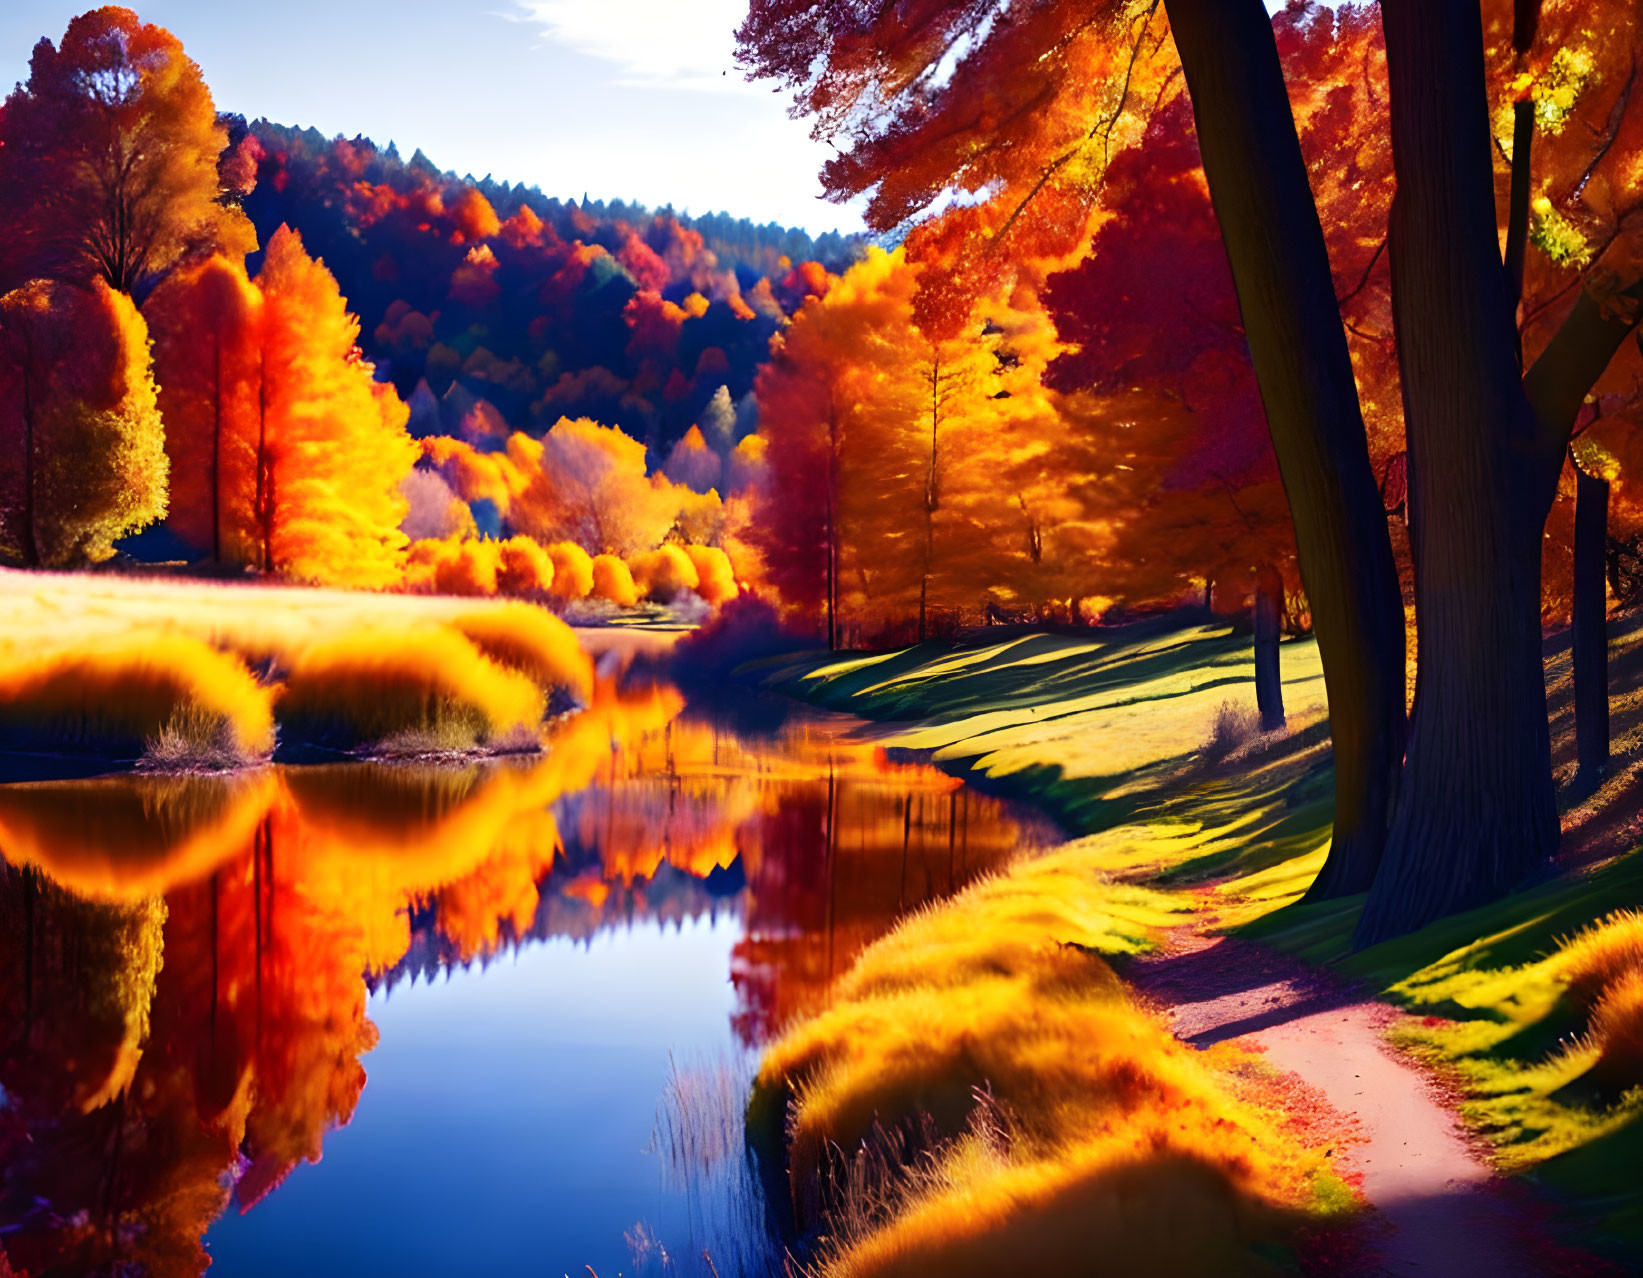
top-left (147, 231), bottom-right (419, 585)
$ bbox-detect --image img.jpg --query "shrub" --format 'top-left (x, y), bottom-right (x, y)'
top-left (277, 625), bottom-right (544, 754)
top-left (684, 544), bottom-right (738, 606)
top-left (630, 544), bottom-right (699, 602)
top-left (403, 536), bottom-right (499, 596)
top-left (1202, 700), bottom-right (1260, 761)
top-left (495, 536), bottom-right (555, 597)
top-left (451, 604), bottom-right (594, 706)
top-left (544, 541), bottom-right (594, 599)
top-left (590, 553), bottom-right (639, 607)
top-left (0, 633), bottom-right (274, 766)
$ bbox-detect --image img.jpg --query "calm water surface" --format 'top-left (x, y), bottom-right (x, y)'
top-left (0, 676), bottom-right (1043, 1277)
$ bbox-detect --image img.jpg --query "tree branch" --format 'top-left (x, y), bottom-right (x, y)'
top-left (1526, 277), bottom-right (1643, 456)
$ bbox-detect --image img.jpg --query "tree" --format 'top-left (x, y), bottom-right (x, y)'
top-left (255, 226), bottom-right (416, 586)
top-left (739, 0), bottom-right (1643, 939)
top-left (0, 278), bottom-right (167, 566)
top-left (510, 417), bottom-right (679, 556)
top-left (146, 255), bottom-right (265, 562)
top-left (1046, 94), bottom-right (1300, 723)
top-left (0, 7), bottom-right (254, 296)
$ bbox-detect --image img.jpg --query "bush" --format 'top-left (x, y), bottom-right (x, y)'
top-left (451, 604), bottom-right (593, 706)
top-left (629, 544), bottom-right (699, 602)
top-left (277, 625), bottom-right (544, 754)
top-left (1202, 700), bottom-right (1261, 761)
top-left (590, 553), bottom-right (639, 607)
top-left (495, 536), bottom-right (556, 597)
top-left (0, 633), bottom-right (274, 767)
top-left (684, 544), bottom-right (738, 606)
top-left (544, 541), bottom-right (594, 600)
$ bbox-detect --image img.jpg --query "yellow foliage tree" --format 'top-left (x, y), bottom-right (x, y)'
top-left (0, 278), bottom-right (167, 566)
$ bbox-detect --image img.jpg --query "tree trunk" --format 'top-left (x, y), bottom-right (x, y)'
top-left (1165, 0), bottom-right (1407, 899)
top-left (919, 357), bottom-right (941, 644)
top-left (19, 348), bottom-right (40, 568)
top-left (1573, 463), bottom-right (1610, 791)
top-left (1254, 565), bottom-right (1286, 731)
top-left (826, 400), bottom-right (839, 650)
top-left (212, 333), bottom-right (223, 563)
top-left (1357, 1), bottom-right (1561, 945)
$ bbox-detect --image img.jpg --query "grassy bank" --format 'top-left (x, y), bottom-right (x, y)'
top-left (0, 571), bottom-right (598, 771)
top-left (751, 613), bottom-right (1643, 1265)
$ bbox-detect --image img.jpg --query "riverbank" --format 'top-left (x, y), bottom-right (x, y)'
top-left (746, 615), bottom-right (1643, 1272)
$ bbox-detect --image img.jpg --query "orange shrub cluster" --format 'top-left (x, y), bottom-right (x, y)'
top-left (404, 530), bottom-right (740, 611)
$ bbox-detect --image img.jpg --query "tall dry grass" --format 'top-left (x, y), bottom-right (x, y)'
top-left (0, 632), bottom-right (275, 767)
top-left (277, 626), bottom-right (545, 754)
top-left (1554, 909), bottom-right (1643, 1087)
top-left (753, 860), bottom-right (1333, 1276)
top-left (450, 603), bottom-right (595, 706)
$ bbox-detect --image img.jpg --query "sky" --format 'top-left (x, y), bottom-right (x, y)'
top-left (0, 1), bottom-right (1315, 240)
top-left (0, 0), bottom-right (868, 237)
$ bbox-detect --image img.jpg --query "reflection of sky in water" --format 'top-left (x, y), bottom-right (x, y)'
top-left (206, 916), bottom-right (749, 1278)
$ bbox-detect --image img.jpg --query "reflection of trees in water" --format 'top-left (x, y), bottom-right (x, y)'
top-left (0, 690), bottom-right (1034, 1275)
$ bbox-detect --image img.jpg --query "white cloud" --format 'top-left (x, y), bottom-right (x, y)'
top-left (509, 0), bottom-right (756, 92)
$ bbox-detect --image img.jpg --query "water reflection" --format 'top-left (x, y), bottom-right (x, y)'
top-left (0, 678), bottom-right (1040, 1276)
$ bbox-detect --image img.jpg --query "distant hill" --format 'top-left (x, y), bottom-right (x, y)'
top-left (234, 118), bottom-right (863, 455)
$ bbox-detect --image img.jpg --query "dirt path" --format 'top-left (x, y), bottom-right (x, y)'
top-left (1133, 932), bottom-right (1573, 1276)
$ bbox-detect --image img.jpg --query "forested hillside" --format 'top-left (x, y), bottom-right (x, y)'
top-left (235, 119), bottom-right (859, 453)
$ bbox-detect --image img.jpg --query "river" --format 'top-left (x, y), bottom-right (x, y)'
top-left (0, 669), bottom-right (1046, 1277)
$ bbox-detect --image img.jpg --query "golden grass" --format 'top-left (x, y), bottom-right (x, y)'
top-left (1556, 909), bottom-right (1643, 1006)
top-left (277, 626), bottom-right (545, 753)
top-left (0, 631), bottom-right (274, 765)
top-left (756, 844), bottom-right (1332, 1275)
top-left (450, 603), bottom-right (595, 705)
top-left (1589, 970), bottom-right (1643, 1085)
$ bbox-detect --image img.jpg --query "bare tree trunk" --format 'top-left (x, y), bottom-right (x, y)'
top-left (212, 333), bottom-right (223, 563)
top-left (1573, 462), bottom-right (1611, 792)
top-left (1165, 0), bottom-right (1407, 899)
top-left (826, 400), bottom-right (839, 650)
top-left (919, 357), bottom-right (941, 643)
top-left (19, 348), bottom-right (40, 568)
top-left (1254, 565), bottom-right (1286, 731)
top-left (1359, 0), bottom-right (1560, 944)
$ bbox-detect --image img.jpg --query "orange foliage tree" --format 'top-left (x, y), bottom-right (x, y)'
top-left (145, 255), bottom-right (265, 562)
top-left (0, 7), bottom-right (254, 296)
